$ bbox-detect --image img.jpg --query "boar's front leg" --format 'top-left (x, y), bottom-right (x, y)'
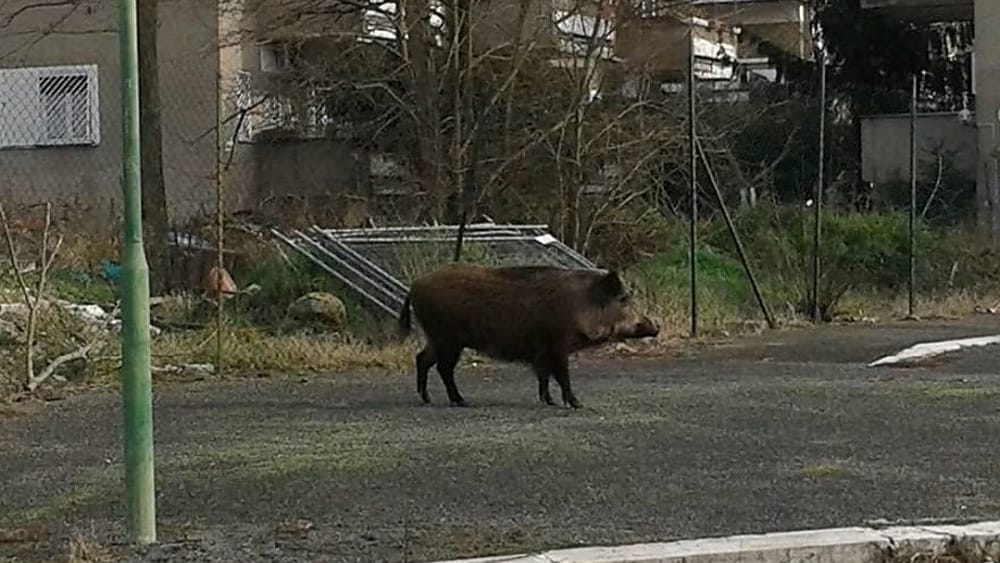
top-left (531, 362), bottom-right (555, 406)
top-left (540, 349), bottom-right (581, 409)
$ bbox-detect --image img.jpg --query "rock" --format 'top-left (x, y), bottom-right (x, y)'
top-left (152, 363), bottom-right (215, 379)
top-left (61, 303), bottom-right (108, 324)
top-left (108, 320), bottom-right (162, 337)
top-left (0, 318), bottom-right (20, 344)
top-left (613, 342), bottom-right (638, 355)
top-left (287, 292), bottom-right (348, 332)
top-left (0, 303), bottom-right (29, 316)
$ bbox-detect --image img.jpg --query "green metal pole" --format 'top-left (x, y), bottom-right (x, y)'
top-left (908, 73), bottom-right (917, 318)
top-left (688, 23), bottom-right (698, 338)
top-left (119, 0), bottom-right (156, 545)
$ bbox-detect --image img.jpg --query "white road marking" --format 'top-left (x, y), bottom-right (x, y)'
top-left (868, 334), bottom-right (1000, 367)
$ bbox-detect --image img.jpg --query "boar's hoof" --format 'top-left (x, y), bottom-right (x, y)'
top-left (562, 393), bottom-right (582, 409)
top-left (449, 398), bottom-right (469, 408)
top-left (539, 387), bottom-right (556, 406)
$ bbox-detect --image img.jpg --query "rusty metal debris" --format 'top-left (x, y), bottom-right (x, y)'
top-left (272, 223), bottom-right (597, 319)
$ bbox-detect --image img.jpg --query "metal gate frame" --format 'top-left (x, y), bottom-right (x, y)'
top-left (272, 223), bottom-right (598, 319)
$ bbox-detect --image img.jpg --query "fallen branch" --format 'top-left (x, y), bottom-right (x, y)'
top-left (27, 343), bottom-right (96, 392)
top-left (0, 202), bottom-right (69, 393)
top-left (29, 299), bottom-right (122, 391)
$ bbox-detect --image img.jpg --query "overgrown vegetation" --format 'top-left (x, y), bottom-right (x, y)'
top-left (628, 205), bottom-right (999, 327)
top-left (7, 202), bottom-right (998, 402)
top-left (0, 1), bottom-right (991, 402)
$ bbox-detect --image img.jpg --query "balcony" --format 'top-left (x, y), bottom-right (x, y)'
top-left (859, 0), bottom-right (973, 22)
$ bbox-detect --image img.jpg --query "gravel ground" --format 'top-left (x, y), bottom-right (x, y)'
top-left (3, 316), bottom-right (1000, 562)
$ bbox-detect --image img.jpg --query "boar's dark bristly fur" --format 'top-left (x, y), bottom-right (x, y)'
top-left (397, 263), bottom-right (659, 408)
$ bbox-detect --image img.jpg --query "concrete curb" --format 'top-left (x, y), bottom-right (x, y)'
top-left (429, 520), bottom-right (1000, 563)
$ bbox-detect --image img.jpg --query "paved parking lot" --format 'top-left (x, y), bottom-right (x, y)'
top-left (3, 317), bottom-right (1000, 562)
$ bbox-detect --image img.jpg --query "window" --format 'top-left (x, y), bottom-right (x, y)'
top-left (634, 0), bottom-right (663, 18)
top-left (0, 64), bottom-right (100, 149)
top-left (361, 0), bottom-right (398, 42)
top-left (40, 74), bottom-right (91, 144)
top-left (359, 0), bottom-right (446, 45)
top-left (259, 43), bottom-right (293, 74)
top-left (552, 10), bottom-right (615, 59)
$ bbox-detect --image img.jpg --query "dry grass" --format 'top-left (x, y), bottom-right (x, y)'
top-left (0, 302), bottom-right (116, 397)
top-left (66, 530), bottom-right (115, 563)
top-left (887, 539), bottom-right (1000, 563)
top-left (0, 399), bottom-right (44, 418)
top-left (4, 216), bottom-right (1000, 403)
top-left (151, 326), bottom-right (417, 377)
top-left (799, 463), bottom-right (853, 480)
top-left (5, 288), bottom-right (996, 402)
top-left (834, 289), bottom-right (1000, 323)
top-left (0, 525), bottom-right (45, 544)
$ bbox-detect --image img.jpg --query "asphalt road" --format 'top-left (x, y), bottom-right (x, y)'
top-left (3, 316), bottom-right (1000, 562)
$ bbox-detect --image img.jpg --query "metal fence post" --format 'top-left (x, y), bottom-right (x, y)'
top-left (688, 24), bottom-right (698, 338)
top-left (908, 73), bottom-right (918, 318)
top-left (215, 35), bottom-right (225, 375)
top-left (118, 0), bottom-right (156, 545)
top-left (696, 138), bottom-right (776, 329)
top-left (812, 48), bottom-right (826, 324)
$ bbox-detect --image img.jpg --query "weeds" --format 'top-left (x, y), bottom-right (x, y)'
top-left (887, 537), bottom-right (1000, 563)
top-left (3, 204), bottom-right (1000, 402)
top-left (66, 530), bottom-right (114, 563)
top-left (153, 326), bottom-right (415, 376)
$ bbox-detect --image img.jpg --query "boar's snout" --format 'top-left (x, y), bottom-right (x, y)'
top-left (632, 316), bottom-right (660, 338)
top-left (614, 315), bottom-right (659, 340)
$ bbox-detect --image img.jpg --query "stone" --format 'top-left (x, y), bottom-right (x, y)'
top-left (287, 292), bottom-right (348, 332)
top-left (0, 318), bottom-right (20, 344)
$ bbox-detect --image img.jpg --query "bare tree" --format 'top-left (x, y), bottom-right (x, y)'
top-left (0, 203), bottom-right (62, 391)
top-left (139, 0), bottom-right (172, 295)
top-left (0, 204), bottom-right (124, 393)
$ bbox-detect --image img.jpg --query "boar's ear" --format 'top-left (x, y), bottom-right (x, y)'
top-left (591, 270), bottom-right (625, 305)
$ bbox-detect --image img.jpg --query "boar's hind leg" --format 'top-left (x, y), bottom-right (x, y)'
top-left (545, 352), bottom-right (581, 409)
top-left (435, 345), bottom-right (467, 407)
top-left (416, 346), bottom-right (437, 404)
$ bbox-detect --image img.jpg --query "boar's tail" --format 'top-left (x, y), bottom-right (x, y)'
top-left (397, 293), bottom-right (412, 339)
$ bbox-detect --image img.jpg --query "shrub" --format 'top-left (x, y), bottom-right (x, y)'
top-left (632, 203), bottom-right (989, 323)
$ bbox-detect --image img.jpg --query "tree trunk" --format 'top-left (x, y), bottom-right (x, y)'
top-left (403, 0), bottom-right (445, 218)
top-left (138, 0), bottom-right (171, 295)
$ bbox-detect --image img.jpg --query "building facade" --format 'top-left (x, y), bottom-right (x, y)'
top-left (861, 0), bottom-right (998, 236)
top-left (0, 0), bottom-right (229, 226)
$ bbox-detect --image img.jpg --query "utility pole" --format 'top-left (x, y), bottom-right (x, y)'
top-left (118, 0), bottom-right (157, 545)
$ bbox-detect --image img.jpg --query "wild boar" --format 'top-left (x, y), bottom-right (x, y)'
top-left (397, 263), bottom-right (659, 408)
